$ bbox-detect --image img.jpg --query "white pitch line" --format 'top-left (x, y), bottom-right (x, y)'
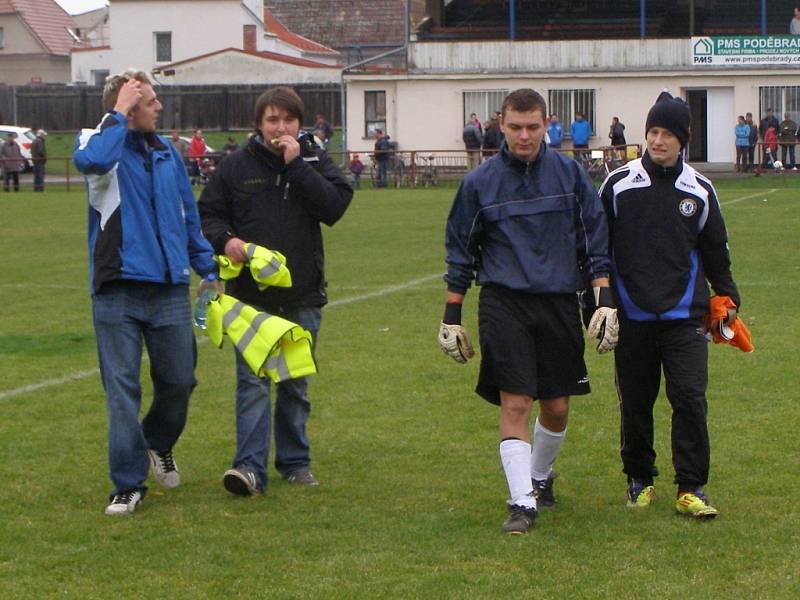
top-left (720, 189), bottom-right (777, 206)
top-left (0, 273), bottom-right (443, 401)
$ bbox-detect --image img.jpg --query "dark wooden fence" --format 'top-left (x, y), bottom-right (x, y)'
top-left (0, 83), bottom-right (341, 131)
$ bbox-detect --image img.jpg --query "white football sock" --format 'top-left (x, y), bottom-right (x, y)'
top-left (499, 439), bottom-right (536, 509)
top-left (531, 418), bottom-right (566, 481)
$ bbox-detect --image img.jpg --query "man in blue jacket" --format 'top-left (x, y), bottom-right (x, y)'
top-left (74, 70), bottom-right (220, 516)
top-left (547, 114), bottom-right (564, 149)
top-left (570, 112), bottom-right (593, 161)
top-left (438, 89), bottom-right (616, 535)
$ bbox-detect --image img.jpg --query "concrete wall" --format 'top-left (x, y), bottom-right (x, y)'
top-left (0, 55), bottom-right (71, 85)
top-left (156, 51), bottom-right (340, 85)
top-left (0, 15), bottom-right (45, 55)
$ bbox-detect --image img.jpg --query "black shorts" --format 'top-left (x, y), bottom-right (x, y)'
top-left (476, 285), bottom-right (590, 405)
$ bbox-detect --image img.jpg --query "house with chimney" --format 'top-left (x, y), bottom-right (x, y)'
top-left (71, 0), bottom-right (340, 86)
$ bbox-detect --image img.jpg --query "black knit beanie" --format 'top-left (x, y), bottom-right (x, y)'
top-left (645, 91), bottom-right (691, 148)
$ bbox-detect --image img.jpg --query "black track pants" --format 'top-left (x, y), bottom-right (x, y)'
top-left (614, 318), bottom-right (710, 488)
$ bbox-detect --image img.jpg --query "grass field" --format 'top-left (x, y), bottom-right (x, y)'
top-left (0, 177), bottom-right (798, 598)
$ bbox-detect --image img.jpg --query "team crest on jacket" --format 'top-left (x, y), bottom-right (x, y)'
top-left (679, 197), bottom-right (698, 217)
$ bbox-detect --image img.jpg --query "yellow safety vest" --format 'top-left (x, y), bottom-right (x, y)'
top-left (206, 294), bottom-right (317, 383)
top-left (216, 243), bottom-right (291, 290)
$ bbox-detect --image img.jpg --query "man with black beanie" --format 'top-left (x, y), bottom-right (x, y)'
top-left (598, 90), bottom-right (742, 520)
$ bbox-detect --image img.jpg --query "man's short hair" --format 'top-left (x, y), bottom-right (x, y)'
top-left (102, 68), bottom-right (152, 111)
top-left (254, 87), bottom-right (304, 128)
top-left (501, 89), bottom-right (547, 119)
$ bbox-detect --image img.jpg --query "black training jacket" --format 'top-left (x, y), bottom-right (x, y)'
top-left (599, 152), bottom-right (739, 321)
top-left (198, 134), bottom-right (352, 312)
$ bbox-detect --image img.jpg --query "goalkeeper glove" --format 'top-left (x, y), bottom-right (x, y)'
top-left (587, 287), bottom-right (619, 353)
top-left (438, 302), bottom-right (474, 363)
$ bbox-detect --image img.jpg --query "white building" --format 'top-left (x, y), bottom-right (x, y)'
top-left (344, 38), bottom-right (800, 164)
top-left (71, 0), bottom-right (340, 85)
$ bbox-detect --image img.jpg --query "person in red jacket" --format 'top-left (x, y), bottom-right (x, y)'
top-left (763, 125), bottom-right (778, 168)
top-left (188, 128), bottom-right (207, 183)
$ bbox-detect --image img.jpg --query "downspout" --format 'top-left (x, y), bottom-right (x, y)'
top-left (339, 1), bottom-right (410, 166)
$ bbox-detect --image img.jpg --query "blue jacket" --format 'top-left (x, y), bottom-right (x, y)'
top-left (74, 112), bottom-right (216, 294)
top-left (570, 119), bottom-right (592, 145)
top-left (735, 123), bottom-right (751, 147)
top-left (444, 142), bottom-right (610, 295)
top-left (547, 121), bottom-right (564, 146)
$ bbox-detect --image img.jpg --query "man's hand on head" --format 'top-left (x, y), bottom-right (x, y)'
top-left (113, 80), bottom-right (142, 118)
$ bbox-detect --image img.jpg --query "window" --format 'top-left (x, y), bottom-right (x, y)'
top-left (463, 90), bottom-right (508, 125)
top-left (154, 32), bottom-right (172, 63)
top-left (0, 27), bottom-right (4, 49)
top-left (548, 89), bottom-right (596, 137)
top-left (365, 91), bottom-right (386, 138)
top-left (760, 86), bottom-right (800, 123)
top-left (91, 70), bottom-right (110, 86)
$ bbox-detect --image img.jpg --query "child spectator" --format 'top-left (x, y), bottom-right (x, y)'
top-left (349, 153), bottom-right (364, 188)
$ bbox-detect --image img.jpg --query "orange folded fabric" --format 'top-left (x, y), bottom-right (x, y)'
top-left (705, 296), bottom-right (754, 353)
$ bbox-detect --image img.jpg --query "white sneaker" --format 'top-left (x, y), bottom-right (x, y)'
top-left (105, 490), bottom-right (142, 515)
top-left (147, 449), bottom-right (180, 488)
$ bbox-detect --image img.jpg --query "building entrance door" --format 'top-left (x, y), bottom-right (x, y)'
top-left (686, 90), bottom-right (707, 162)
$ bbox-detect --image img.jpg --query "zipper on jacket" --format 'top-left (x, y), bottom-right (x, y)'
top-left (283, 182), bottom-right (290, 200)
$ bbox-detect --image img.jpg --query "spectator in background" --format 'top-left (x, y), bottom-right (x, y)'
top-left (778, 112), bottom-right (798, 170)
top-left (734, 115), bottom-right (750, 173)
top-left (169, 130), bottom-right (188, 166)
top-left (547, 114), bottom-right (564, 149)
top-left (31, 129), bottom-right (48, 192)
top-left (570, 112), bottom-right (592, 161)
top-left (759, 108), bottom-right (779, 140)
top-left (348, 152), bottom-right (364, 188)
top-left (609, 117), bottom-right (626, 147)
top-left (482, 115), bottom-right (504, 158)
top-left (463, 114), bottom-right (484, 170)
top-left (1, 132), bottom-right (23, 192)
top-left (763, 125), bottom-right (778, 168)
top-left (791, 7), bottom-right (800, 34)
top-left (314, 114), bottom-right (334, 148)
top-left (188, 128), bottom-right (207, 184)
top-left (373, 129), bottom-right (392, 188)
top-left (745, 113), bottom-right (758, 172)
top-left (221, 137), bottom-right (239, 155)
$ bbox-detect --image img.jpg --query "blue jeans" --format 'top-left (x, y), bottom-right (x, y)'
top-left (92, 281), bottom-right (197, 497)
top-left (232, 306), bottom-right (321, 491)
top-left (376, 160), bottom-right (388, 187)
top-left (781, 144), bottom-right (796, 168)
top-left (33, 161), bottom-right (45, 191)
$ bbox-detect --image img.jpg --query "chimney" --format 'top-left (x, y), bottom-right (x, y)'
top-left (243, 25), bottom-right (257, 52)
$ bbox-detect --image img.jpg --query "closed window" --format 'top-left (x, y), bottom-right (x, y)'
top-left (549, 89), bottom-right (596, 137)
top-left (0, 27), bottom-right (5, 49)
top-left (91, 70), bottom-right (110, 86)
top-left (154, 32), bottom-right (172, 63)
top-left (365, 91), bottom-right (386, 139)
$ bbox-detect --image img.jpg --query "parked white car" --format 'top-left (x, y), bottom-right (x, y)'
top-left (0, 125), bottom-right (35, 170)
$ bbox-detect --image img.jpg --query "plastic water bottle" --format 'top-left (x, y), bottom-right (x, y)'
top-left (193, 276), bottom-right (218, 330)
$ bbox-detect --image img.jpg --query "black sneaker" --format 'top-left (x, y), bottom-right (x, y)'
top-left (532, 472), bottom-right (558, 508)
top-left (502, 503), bottom-right (537, 535)
top-left (223, 467), bottom-right (261, 496)
top-left (285, 469), bottom-right (319, 486)
top-left (105, 490), bottom-right (143, 516)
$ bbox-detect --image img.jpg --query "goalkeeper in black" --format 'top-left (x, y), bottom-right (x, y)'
top-left (599, 91), bottom-right (741, 519)
top-left (439, 89), bottom-right (615, 535)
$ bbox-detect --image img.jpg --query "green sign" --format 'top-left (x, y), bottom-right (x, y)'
top-left (691, 36), bottom-right (800, 66)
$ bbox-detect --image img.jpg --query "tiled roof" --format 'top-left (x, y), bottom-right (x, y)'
top-left (263, 6), bottom-right (338, 55)
top-left (0, 0), bottom-right (78, 56)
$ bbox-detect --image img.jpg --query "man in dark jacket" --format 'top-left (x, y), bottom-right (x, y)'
top-left (439, 88), bottom-right (614, 535)
top-left (759, 108), bottom-right (779, 140)
top-left (778, 112), bottom-right (798, 169)
top-left (199, 86), bottom-right (353, 496)
top-left (31, 129), bottom-right (47, 191)
top-left (373, 129), bottom-right (392, 188)
top-left (599, 92), bottom-right (741, 520)
top-left (73, 69), bottom-right (219, 516)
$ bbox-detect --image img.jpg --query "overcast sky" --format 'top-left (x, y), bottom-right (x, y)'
top-left (55, 0), bottom-right (108, 16)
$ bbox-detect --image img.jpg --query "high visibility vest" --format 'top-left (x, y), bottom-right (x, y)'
top-left (216, 243), bottom-right (291, 290)
top-left (206, 294), bottom-right (317, 383)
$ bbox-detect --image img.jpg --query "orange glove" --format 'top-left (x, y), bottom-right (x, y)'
top-left (705, 296), bottom-right (754, 353)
